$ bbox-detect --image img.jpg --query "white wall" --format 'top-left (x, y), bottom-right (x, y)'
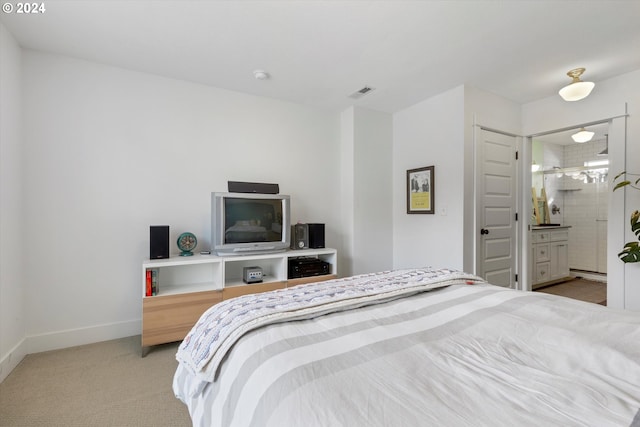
top-left (20, 50), bottom-right (343, 353)
top-left (522, 69), bottom-right (640, 310)
top-left (339, 106), bottom-right (393, 276)
top-left (339, 108), bottom-right (355, 277)
top-left (353, 107), bottom-right (393, 274)
top-left (393, 86), bottom-right (466, 270)
top-left (0, 23), bottom-right (26, 382)
top-left (392, 85), bottom-right (521, 274)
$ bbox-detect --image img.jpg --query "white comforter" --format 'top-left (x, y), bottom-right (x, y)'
top-left (173, 269), bottom-right (640, 427)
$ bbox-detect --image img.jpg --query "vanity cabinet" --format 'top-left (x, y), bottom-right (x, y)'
top-left (531, 227), bottom-right (570, 289)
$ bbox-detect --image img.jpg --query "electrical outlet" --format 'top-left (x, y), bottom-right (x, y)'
top-left (440, 205), bottom-right (448, 216)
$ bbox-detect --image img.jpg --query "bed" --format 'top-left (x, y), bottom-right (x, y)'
top-left (173, 268), bottom-right (640, 427)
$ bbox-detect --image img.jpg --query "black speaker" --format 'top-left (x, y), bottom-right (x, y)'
top-left (307, 223), bottom-right (325, 248)
top-left (150, 225), bottom-right (169, 259)
top-left (291, 223), bottom-right (309, 250)
top-left (228, 181), bottom-right (279, 194)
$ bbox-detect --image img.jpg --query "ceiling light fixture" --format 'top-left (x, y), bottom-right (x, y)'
top-left (253, 70), bottom-right (269, 80)
top-left (571, 127), bottom-right (595, 143)
top-left (558, 68), bottom-right (594, 101)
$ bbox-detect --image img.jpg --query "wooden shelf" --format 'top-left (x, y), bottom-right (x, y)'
top-left (141, 248), bottom-right (338, 352)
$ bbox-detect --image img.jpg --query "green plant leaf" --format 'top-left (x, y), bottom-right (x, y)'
top-left (612, 172), bottom-right (640, 262)
top-left (614, 171), bottom-right (627, 180)
top-left (613, 181), bottom-right (631, 191)
top-left (619, 242), bottom-right (640, 263)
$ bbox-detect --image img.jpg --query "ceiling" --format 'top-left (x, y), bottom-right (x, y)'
top-left (2, 1), bottom-right (639, 113)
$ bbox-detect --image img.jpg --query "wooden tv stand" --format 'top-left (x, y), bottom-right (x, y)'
top-left (141, 248), bottom-right (337, 354)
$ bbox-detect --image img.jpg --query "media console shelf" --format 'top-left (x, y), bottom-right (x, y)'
top-left (141, 248), bottom-right (337, 353)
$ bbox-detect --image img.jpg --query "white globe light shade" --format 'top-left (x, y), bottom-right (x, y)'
top-left (559, 81), bottom-right (595, 102)
top-left (571, 129), bottom-right (595, 143)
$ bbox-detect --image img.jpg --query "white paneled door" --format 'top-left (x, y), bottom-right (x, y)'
top-left (477, 129), bottom-right (518, 288)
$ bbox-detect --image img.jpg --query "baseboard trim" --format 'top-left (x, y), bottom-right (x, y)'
top-left (570, 270), bottom-right (607, 283)
top-left (1, 320), bottom-right (141, 383)
top-left (0, 338), bottom-right (28, 383)
top-left (25, 319), bottom-right (141, 355)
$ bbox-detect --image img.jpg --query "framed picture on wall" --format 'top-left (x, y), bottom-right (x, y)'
top-left (407, 166), bottom-right (434, 214)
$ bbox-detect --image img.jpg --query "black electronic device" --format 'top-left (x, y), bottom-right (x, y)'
top-left (291, 223), bottom-right (309, 250)
top-left (288, 257), bottom-right (330, 279)
top-left (150, 225), bottom-right (169, 259)
top-left (307, 223), bottom-right (325, 248)
top-left (228, 181), bottom-right (280, 194)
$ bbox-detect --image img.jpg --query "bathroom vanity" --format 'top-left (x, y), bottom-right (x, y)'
top-left (531, 225), bottom-right (571, 289)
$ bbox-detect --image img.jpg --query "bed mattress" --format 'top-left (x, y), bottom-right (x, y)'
top-left (173, 268), bottom-right (640, 427)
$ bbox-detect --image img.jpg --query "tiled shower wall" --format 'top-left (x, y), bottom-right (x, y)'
top-left (542, 138), bottom-right (608, 273)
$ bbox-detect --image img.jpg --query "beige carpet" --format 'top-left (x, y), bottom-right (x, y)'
top-left (535, 278), bottom-right (607, 305)
top-left (0, 336), bottom-right (191, 427)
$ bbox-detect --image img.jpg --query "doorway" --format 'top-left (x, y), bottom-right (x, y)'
top-left (530, 122), bottom-right (609, 298)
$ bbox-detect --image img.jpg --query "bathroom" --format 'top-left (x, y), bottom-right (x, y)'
top-left (531, 123), bottom-right (609, 302)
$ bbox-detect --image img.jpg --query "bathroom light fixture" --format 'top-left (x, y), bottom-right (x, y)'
top-left (571, 127), bottom-right (595, 143)
top-left (558, 68), bottom-right (595, 101)
top-left (584, 159), bottom-right (609, 167)
top-left (253, 70), bottom-right (269, 80)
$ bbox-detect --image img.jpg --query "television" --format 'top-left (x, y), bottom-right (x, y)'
top-left (211, 192), bottom-right (291, 256)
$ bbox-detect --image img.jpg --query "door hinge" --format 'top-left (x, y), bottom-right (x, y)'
top-left (515, 213), bottom-right (518, 221)
top-left (515, 151), bottom-right (519, 160)
top-left (515, 274), bottom-right (518, 282)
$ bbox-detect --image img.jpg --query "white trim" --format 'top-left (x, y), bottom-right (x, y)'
top-left (477, 125), bottom-right (522, 138)
top-left (0, 338), bottom-right (27, 383)
top-left (25, 319), bottom-right (141, 355)
top-left (607, 114), bottom-right (627, 308)
top-left (519, 136), bottom-right (533, 291)
top-left (528, 115), bottom-right (628, 138)
top-left (570, 270), bottom-right (607, 283)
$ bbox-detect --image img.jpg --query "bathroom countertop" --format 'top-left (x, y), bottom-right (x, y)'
top-left (531, 225), bottom-right (571, 230)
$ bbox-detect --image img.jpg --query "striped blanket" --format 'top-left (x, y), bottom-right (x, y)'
top-left (176, 268), bottom-right (482, 382)
top-left (173, 268), bottom-right (640, 427)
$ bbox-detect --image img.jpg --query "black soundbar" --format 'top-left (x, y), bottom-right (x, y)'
top-left (227, 181), bottom-right (280, 194)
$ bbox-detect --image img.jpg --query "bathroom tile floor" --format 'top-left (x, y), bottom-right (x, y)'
top-left (535, 278), bottom-right (607, 306)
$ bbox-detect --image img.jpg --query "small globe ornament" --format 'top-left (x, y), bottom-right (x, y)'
top-left (177, 232), bottom-right (197, 256)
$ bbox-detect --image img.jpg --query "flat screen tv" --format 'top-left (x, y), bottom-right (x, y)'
top-left (211, 192), bottom-right (291, 256)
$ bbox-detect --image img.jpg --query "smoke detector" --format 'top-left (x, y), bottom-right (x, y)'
top-left (253, 70), bottom-right (269, 80)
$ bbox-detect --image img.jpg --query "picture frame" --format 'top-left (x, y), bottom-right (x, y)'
top-left (407, 166), bottom-right (434, 214)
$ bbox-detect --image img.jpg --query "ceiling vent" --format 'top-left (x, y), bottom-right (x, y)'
top-left (348, 86), bottom-right (375, 99)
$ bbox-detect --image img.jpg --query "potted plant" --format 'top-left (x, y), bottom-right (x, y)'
top-left (613, 171), bottom-right (640, 263)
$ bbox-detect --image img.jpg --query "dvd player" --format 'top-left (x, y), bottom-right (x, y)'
top-left (288, 257), bottom-right (330, 279)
